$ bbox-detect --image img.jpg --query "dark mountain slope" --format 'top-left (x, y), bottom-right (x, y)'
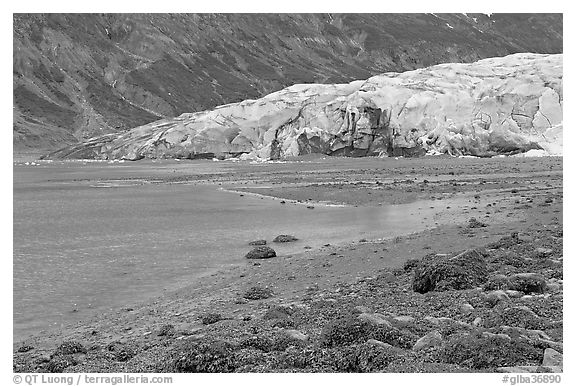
top-left (13, 13), bottom-right (562, 151)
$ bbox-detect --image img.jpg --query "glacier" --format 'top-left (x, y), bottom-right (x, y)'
top-left (46, 53), bottom-right (563, 161)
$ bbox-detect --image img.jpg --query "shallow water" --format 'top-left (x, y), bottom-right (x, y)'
top-left (13, 162), bottom-right (436, 340)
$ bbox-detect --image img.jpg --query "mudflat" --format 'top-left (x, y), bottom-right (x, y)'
top-left (13, 155), bottom-right (563, 373)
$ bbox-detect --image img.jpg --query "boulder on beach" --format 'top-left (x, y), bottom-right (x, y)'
top-left (245, 246), bottom-right (276, 259)
top-left (273, 235), bottom-right (298, 243)
top-left (412, 249), bottom-right (489, 293)
top-left (201, 313), bottom-right (223, 325)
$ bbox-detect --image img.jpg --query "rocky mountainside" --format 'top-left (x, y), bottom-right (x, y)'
top-left (14, 13), bottom-right (562, 151)
top-left (46, 53), bottom-right (563, 160)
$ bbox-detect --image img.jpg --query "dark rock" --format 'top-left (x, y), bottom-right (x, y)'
top-left (243, 286), bottom-right (274, 300)
top-left (273, 234), bottom-right (298, 243)
top-left (248, 239), bottom-right (267, 246)
top-left (412, 249), bottom-right (488, 293)
top-left (17, 345), bottom-right (34, 353)
top-left (201, 313), bottom-right (223, 325)
top-left (53, 340), bottom-right (87, 357)
top-left (509, 273), bottom-right (547, 294)
top-left (245, 246), bottom-right (276, 259)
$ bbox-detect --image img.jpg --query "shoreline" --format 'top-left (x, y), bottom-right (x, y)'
top-left (219, 187), bottom-right (351, 208)
top-left (13, 156), bottom-right (563, 373)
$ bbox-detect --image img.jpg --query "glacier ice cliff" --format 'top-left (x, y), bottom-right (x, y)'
top-left (46, 53), bottom-right (563, 160)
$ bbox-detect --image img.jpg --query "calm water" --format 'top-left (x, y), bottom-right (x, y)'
top-left (13, 162), bottom-right (435, 341)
